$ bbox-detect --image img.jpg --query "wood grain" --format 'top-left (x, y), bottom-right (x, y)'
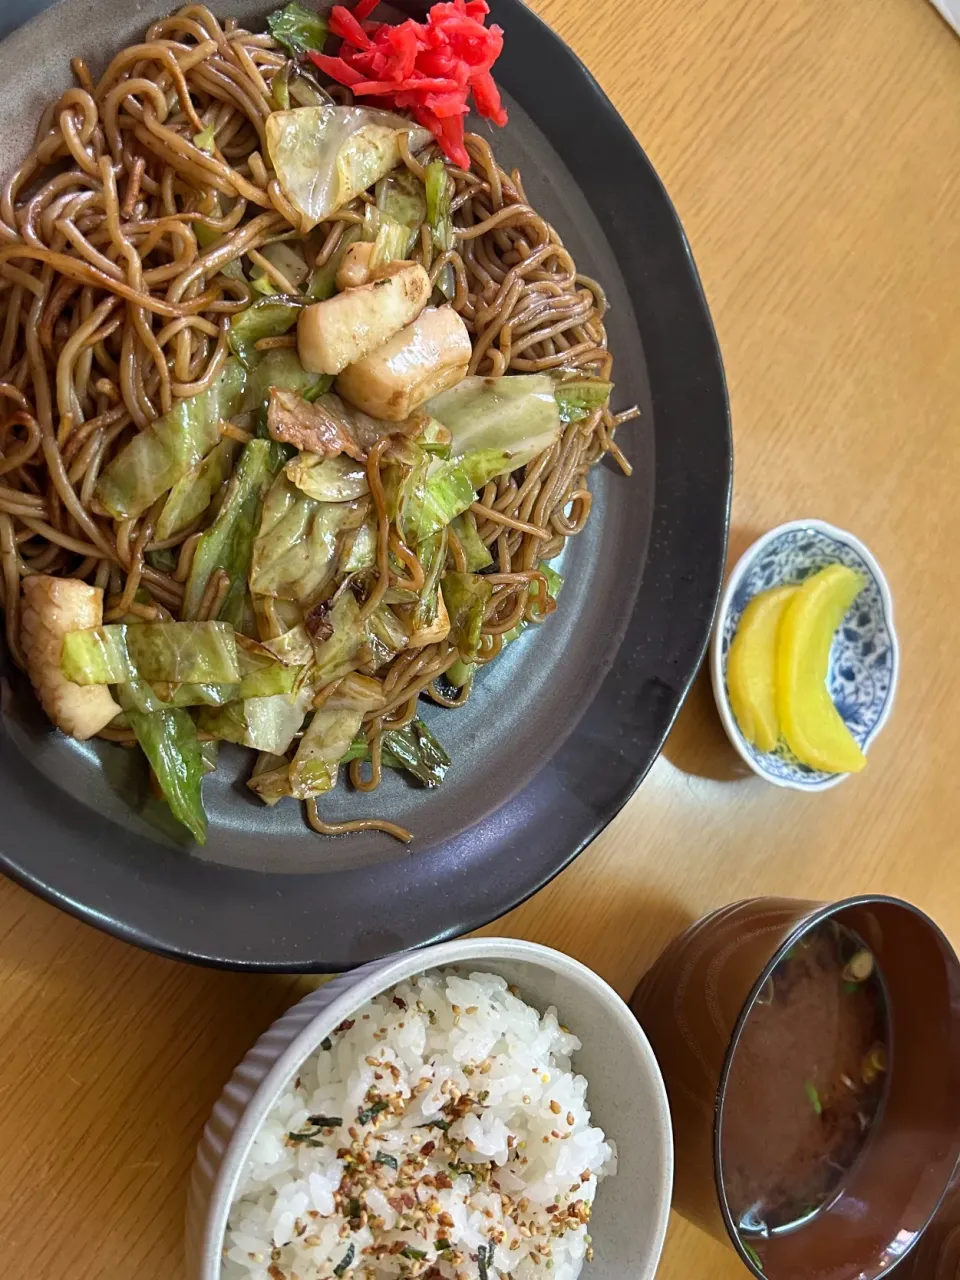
top-left (1, 0), bottom-right (958, 1276)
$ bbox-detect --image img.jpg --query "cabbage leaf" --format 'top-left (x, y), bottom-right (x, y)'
top-left (347, 717), bottom-right (450, 788)
top-left (376, 169), bottom-right (427, 251)
top-left (388, 376), bottom-right (564, 542)
top-left (265, 106), bottom-right (431, 234)
top-left (451, 512), bottom-right (492, 572)
top-left (441, 573), bottom-right (492, 665)
top-left (311, 588), bottom-right (365, 683)
top-left (155, 438), bottom-right (239, 541)
top-left (96, 359), bottom-right (247, 519)
top-left (126, 706), bottom-right (208, 843)
top-left (61, 621), bottom-right (240, 685)
top-left (411, 528), bottom-right (447, 632)
top-left (426, 373), bottom-right (561, 461)
top-left (250, 476), bottom-right (364, 603)
top-left (266, 1), bottom-right (328, 56)
top-left (554, 379), bottom-right (613, 423)
top-left (289, 707), bottom-right (364, 798)
top-left (229, 296), bottom-right (304, 369)
top-left (285, 453), bottom-right (369, 502)
top-left (196, 689), bottom-right (310, 755)
top-left (183, 438), bottom-right (286, 623)
top-left (245, 347), bottom-right (330, 409)
top-left (425, 160), bottom-right (455, 298)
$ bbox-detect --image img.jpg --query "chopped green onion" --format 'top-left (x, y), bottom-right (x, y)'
top-left (804, 1080), bottom-right (823, 1116)
top-left (193, 123), bottom-right (216, 153)
top-left (357, 1100), bottom-right (388, 1125)
top-left (374, 1151), bottom-right (398, 1170)
top-left (287, 1129), bottom-right (324, 1147)
top-left (742, 1240), bottom-right (764, 1272)
top-left (333, 1243), bottom-right (355, 1277)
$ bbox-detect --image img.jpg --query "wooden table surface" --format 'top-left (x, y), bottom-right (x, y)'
top-left (1, 0), bottom-right (959, 1276)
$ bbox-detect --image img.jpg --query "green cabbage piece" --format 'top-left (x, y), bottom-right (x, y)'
top-left (424, 160), bottom-right (455, 298)
top-left (285, 453), bottom-right (369, 502)
top-left (235, 641), bottom-right (302, 696)
top-left (307, 225), bottom-right (361, 301)
top-left (250, 476), bottom-right (364, 603)
top-left (441, 573), bottom-right (492, 666)
top-left (369, 215), bottom-right (412, 270)
top-left (312, 589), bottom-right (365, 683)
top-left (342, 517), bottom-right (378, 573)
top-left (200, 740), bottom-right (219, 774)
top-left (272, 59), bottom-right (334, 111)
top-left (426, 373), bottom-right (561, 460)
top-left (395, 449), bottom-right (475, 545)
top-left (197, 690), bottom-right (310, 755)
top-left (364, 603), bottom-right (409, 671)
top-left (193, 123), bottom-right (216, 153)
top-left (96, 359), bottom-right (247, 519)
top-left (127, 655), bottom-right (296, 707)
top-left (61, 621), bottom-right (240, 685)
top-left (376, 169), bottom-right (427, 251)
top-left (151, 684), bottom-right (232, 708)
top-left (247, 752), bottom-right (293, 806)
top-left (126, 706), bottom-right (208, 843)
top-left (289, 707), bottom-right (364, 799)
top-left (451, 512), bottom-right (492, 572)
top-left (446, 561), bottom-right (563, 688)
top-left (389, 376), bottom-right (563, 542)
top-left (347, 718), bottom-right (450, 788)
top-left (261, 623), bottom-right (314, 666)
top-left (418, 419), bottom-right (452, 457)
top-left (382, 719), bottom-right (449, 787)
top-left (155, 438), bottom-right (239, 541)
top-left (411, 529), bottom-right (447, 632)
top-left (245, 347), bottom-right (330, 409)
top-left (183, 438), bottom-right (286, 623)
top-left (555, 379), bottom-right (613, 423)
top-left (266, 1), bottom-right (328, 56)
top-left (115, 668), bottom-right (164, 714)
top-left (229, 296), bottom-right (304, 369)
top-left (265, 106), bottom-right (431, 234)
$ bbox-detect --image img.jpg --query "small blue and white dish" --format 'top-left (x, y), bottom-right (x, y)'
top-left (710, 519), bottom-right (900, 791)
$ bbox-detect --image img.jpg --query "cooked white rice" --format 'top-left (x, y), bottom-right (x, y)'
top-left (222, 968), bottom-right (616, 1280)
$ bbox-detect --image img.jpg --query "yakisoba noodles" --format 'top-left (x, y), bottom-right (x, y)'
top-left (0, 1), bottom-right (638, 845)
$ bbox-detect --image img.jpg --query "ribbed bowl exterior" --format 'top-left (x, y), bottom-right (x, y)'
top-left (186, 939), bottom-right (674, 1280)
top-left (186, 959), bottom-right (391, 1280)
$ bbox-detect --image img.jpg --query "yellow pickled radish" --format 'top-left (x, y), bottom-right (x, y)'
top-left (776, 564), bottom-right (868, 774)
top-left (727, 584), bottom-right (798, 751)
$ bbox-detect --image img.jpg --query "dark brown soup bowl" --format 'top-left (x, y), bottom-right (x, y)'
top-left (630, 896), bottom-right (960, 1279)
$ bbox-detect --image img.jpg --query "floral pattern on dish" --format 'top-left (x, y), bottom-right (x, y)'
top-left (718, 526), bottom-right (896, 790)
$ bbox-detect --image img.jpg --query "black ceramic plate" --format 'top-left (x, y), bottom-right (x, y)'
top-left (0, 0), bottom-right (730, 970)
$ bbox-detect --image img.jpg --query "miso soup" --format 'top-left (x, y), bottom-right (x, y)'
top-left (720, 919), bottom-right (889, 1246)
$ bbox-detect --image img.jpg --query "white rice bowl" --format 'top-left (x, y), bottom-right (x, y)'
top-left (222, 968), bottom-right (616, 1280)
